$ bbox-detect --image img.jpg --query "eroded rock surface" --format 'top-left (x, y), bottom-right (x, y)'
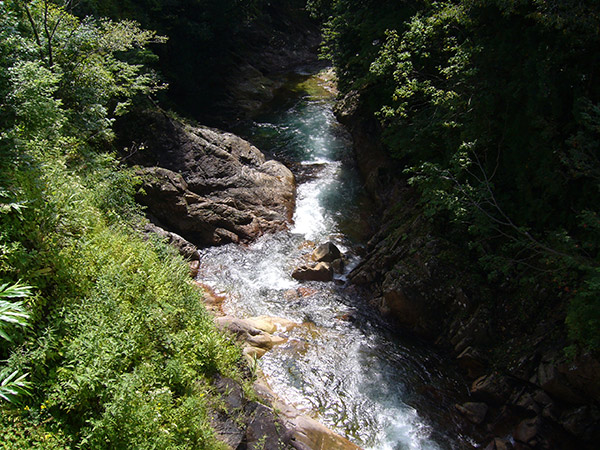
top-left (119, 111), bottom-right (295, 247)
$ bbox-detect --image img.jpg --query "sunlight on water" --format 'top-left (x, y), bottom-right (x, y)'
top-left (198, 72), bottom-right (468, 450)
top-left (291, 162), bottom-right (341, 241)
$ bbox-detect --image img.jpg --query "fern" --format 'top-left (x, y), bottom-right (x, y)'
top-left (0, 369), bottom-right (30, 404)
top-left (0, 282), bottom-right (32, 404)
top-left (0, 282), bottom-right (31, 341)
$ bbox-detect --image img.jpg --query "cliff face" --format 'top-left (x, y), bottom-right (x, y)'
top-left (337, 91), bottom-right (600, 449)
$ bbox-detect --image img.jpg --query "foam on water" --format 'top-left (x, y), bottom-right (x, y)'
top-left (197, 74), bottom-right (469, 449)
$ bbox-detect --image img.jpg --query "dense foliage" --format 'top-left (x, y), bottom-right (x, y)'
top-left (73, 0), bottom-right (306, 117)
top-left (0, 1), bottom-right (243, 447)
top-left (315, 0), bottom-right (600, 351)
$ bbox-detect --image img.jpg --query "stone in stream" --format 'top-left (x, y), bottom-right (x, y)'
top-left (292, 262), bottom-right (334, 282)
top-left (331, 257), bottom-right (345, 274)
top-left (215, 316), bottom-right (294, 364)
top-left (253, 380), bottom-right (364, 450)
top-left (311, 241), bottom-right (342, 263)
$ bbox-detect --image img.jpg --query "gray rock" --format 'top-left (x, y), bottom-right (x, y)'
top-left (121, 111), bottom-right (295, 247)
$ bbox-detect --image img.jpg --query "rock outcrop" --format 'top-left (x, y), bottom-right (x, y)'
top-left (119, 110), bottom-right (295, 247)
top-left (143, 221), bottom-right (199, 260)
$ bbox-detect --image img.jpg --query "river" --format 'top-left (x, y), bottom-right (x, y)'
top-left (197, 70), bottom-right (476, 450)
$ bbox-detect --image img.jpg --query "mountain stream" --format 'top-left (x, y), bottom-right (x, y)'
top-left (197, 70), bottom-right (476, 450)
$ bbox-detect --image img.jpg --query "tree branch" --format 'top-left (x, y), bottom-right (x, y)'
top-left (23, 4), bottom-right (41, 47)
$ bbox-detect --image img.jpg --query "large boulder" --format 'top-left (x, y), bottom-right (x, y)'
top-left (118, 111), bottom-right (295, 246)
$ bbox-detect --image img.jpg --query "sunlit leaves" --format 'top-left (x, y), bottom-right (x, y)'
top-left (7, 60), bottom-right (64, 140)
top-left (0, 369), bottom-right (31, 403)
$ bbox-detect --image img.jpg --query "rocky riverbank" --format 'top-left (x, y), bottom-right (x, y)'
top-left (336, 89), bottom-right (600, 449)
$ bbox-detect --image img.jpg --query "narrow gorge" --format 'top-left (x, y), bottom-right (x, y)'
top-left (1, 2), bottom-right (599, 449)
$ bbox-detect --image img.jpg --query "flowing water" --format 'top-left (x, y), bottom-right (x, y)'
top-left (198, 70), bottom-right (476, 449)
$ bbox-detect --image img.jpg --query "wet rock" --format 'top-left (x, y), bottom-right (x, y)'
top-left (292, 262), bottom-right (334, 282)
top-left (286, 414), bottom-right (362, 450)
top-left (244, 316), bottom-right (298, 334)
top-left (471, 373), bottom-right (512, 405)
top-left (243, 346), bottom-right (267, 360)
top-left (216, 316), bottom-right (262, 338)
top-left (215, 316), bottom-right (293, 364)
top-left (251, 380), bottom-right (363, 450)
top-left (120, 111), bottom-right (295, 247)
top-left (193, 282), bottom-right (227, 315)
top-left (312, 241), bottom-right (341, 263)
top-left (297, 286), bottom-right (318, 297)
top-left (331, 258), bottom-right (345, 274)
top-left (455, 402), bottom-right (488, 424)
top-left (246, 333), bottom-right (286, 350)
